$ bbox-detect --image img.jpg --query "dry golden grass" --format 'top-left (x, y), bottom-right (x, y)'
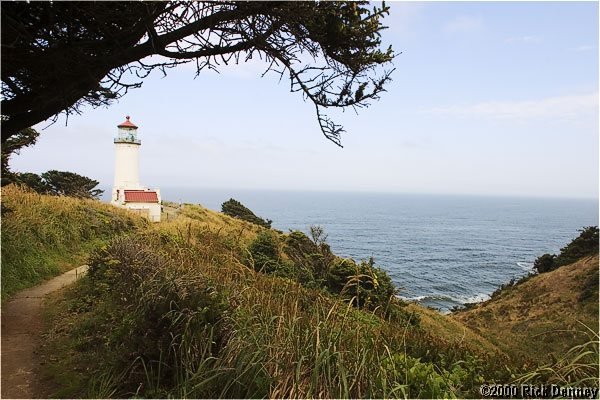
top-left (32, 197), bottom-right (508, 398)
top-left (406, 304), bottom-right (501, 355)
top-left (10, 186), bottom-right (595, 397)
top-left (158, 202), bottom-right (264, 243)
top-left (52, 229), bottom-right (507, 398)
top-left (1, 184), bottom-right (144, 300)
top-left (453, 255), bottom-right (599, 365)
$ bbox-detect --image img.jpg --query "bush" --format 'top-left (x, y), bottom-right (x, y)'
top-left (533, 226), bottom-right (599, 274)
top-left (13, 170), bottom-right (104, 199)
top-left (327, 257), bottom-right (398, 310)
top-left (555, 226), bottom-right (599, 267)
top-left (253, 228), bottom-right (398, 312)
top-left (83, 237), bottom-right (232, 397)
top-left (534, 253), bottom-right (556, 274)
top-left (284, 230), bottom-right (334, 286)
top-left (377, 353), bottom-right (484, 398)
top-left (246, 230), bottom-right (289, 276)
top-left (246, 228), bottom-right (398, 313)
top-left (221, 198), bottom-right (272, 228)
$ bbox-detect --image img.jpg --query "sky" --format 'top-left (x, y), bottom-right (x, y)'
top-left (10, 2), bottom-right (599, 200)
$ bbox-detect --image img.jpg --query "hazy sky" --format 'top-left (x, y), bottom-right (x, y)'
top-left (11, 2), bottom-right (599, 199)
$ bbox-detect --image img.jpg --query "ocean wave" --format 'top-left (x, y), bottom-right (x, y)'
top-left (399, 295), bottom-right (428, 302)
top-left (516, 261), bottom-right (534, 270)
top-left (398, 292), bottom-right (490, 305)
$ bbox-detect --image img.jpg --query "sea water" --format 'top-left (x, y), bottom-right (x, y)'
top-left (139, 188), bottom-right (599, 312)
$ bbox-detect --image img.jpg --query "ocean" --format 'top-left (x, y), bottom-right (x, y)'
top-left (118, 188), bottom-right (599, 312)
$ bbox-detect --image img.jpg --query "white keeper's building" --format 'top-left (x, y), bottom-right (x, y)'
top-left (111, 116), bottom-right (161, 222)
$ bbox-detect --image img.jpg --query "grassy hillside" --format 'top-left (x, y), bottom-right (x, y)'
top-left (453, 255), bottom-right (599, 365)
top-left (37, 195), bottom-right (508, 398)
top-left (4, 187), bottom-right (596, 397)
top-left (1, 185), bottom-right (144, 300)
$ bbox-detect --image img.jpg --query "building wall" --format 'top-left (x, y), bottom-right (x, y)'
top-left (114, 143), bottom-right (141, 189)
top-left (124, 202), bottom-right (161, 222)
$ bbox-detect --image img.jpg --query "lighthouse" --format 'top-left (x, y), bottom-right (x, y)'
top-left (111, 116), bottom-right (161, 222)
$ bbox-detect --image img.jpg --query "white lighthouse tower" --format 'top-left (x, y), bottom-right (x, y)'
top-left (111, 116), bottom-right (161, 222)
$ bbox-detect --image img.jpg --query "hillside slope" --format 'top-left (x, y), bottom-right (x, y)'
top-left (1, 185), bottom-right (144, 300)
top-left (13, 192), bottom-right (505, 398)
top-left (4, 187), bottom-right (596, 397)
top-left (453, 255), bottom-right (599, 365)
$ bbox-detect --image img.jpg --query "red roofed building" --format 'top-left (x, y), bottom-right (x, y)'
top-left (124, 190), bottom-right (159, 203)
top-left (111, 116), bottom-right (161, 222)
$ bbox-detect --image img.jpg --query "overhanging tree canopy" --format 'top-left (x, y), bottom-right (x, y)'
top-left (1, 1), bottom-right (395, 147)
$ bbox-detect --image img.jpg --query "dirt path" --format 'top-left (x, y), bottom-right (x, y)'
top-left (1, 266), bottom-right (88, 399)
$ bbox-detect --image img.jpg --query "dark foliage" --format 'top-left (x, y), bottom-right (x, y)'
top-left (1, 127), bottom-right (40, 185)
top-left (534, 226), bottom-right (599, 274)
top-left (221, 198), bottom-right (272, 228)
top-left (2, 1), bottom-right (394, 146)
top-left (83, 237), bottom-right (231, 396)
top-left (554, 226), bottom-right (599, 267)
top-left (284, 229), bottom-right (335, 286)
top-left (533, 253), bottom-right (557, 274)
top-left (15, 172), bottom-right (50, 194)
top-left (41, 170), bottom-right (104, 199)
top-left (246, 226), bottom-right (398, 313)
top-left (13, 170), bottom-right (104, 199)
top-left (246, 230), bottom-right (284, 274)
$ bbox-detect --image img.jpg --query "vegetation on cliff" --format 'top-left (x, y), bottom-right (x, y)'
top-left (221, 198), bottom-right (272, 228)
top-left (2, 187), bottom-right (597, 397)
top-left (1, 185), bottom-right (142, 300)
top-left (454, 254), bottom-right (598, 369)
top-left (31, 193), bottom-right (505, 398)
top-left (533, 226), bottom-right (599, 273)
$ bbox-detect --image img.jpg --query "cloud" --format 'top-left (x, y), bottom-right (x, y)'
top-left (385, 2), bottom-right (425, 38)
top-left (504, 35), bottom-right (542, 44)
top-left (424, 93), bottom-right (599, 121)
top-left (443, 15), bottom-right (483, 34)
top-left (574, 44), bottom-right (596, 52)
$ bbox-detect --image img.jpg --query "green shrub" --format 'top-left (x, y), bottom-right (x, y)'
top-left (377, 353), bottom-right (481, 398)
top-left (284, 230), bottom-right (334, 286)
top-left (534, 253), bottom-right (556, 273)
top-left (221, 198), bottom-right (272, 228)
top-left (555, 226), bottom-right (599, 267)
top-left (83, 237), bottom-right (232, 397)
top-left (327, 257), bottom-right (398, 311)
top-left (245, 228), bottom-right (398, 313)
top-left (246, 230), bottom-right (286, 274)
top-left (533, 227), bottom-right (598, 274)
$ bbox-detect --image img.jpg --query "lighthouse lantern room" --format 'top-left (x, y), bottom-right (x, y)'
top-left (111, 116), bottom-right (161, 222)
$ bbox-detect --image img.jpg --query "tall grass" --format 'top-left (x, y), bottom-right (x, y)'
top-left (1, 185), bottom-right (143, 300)
top-left (514, 323), bottom-right (599, 387)
top-left (27, 192), bottom-right (592, 398)
top-left (60, 224), bottom-right (508, 398)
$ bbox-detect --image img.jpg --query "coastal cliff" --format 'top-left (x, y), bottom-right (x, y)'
top-left (454, 254), bottom-right (599, 364)
top-left (2, 185), bottom-right (597, 398)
